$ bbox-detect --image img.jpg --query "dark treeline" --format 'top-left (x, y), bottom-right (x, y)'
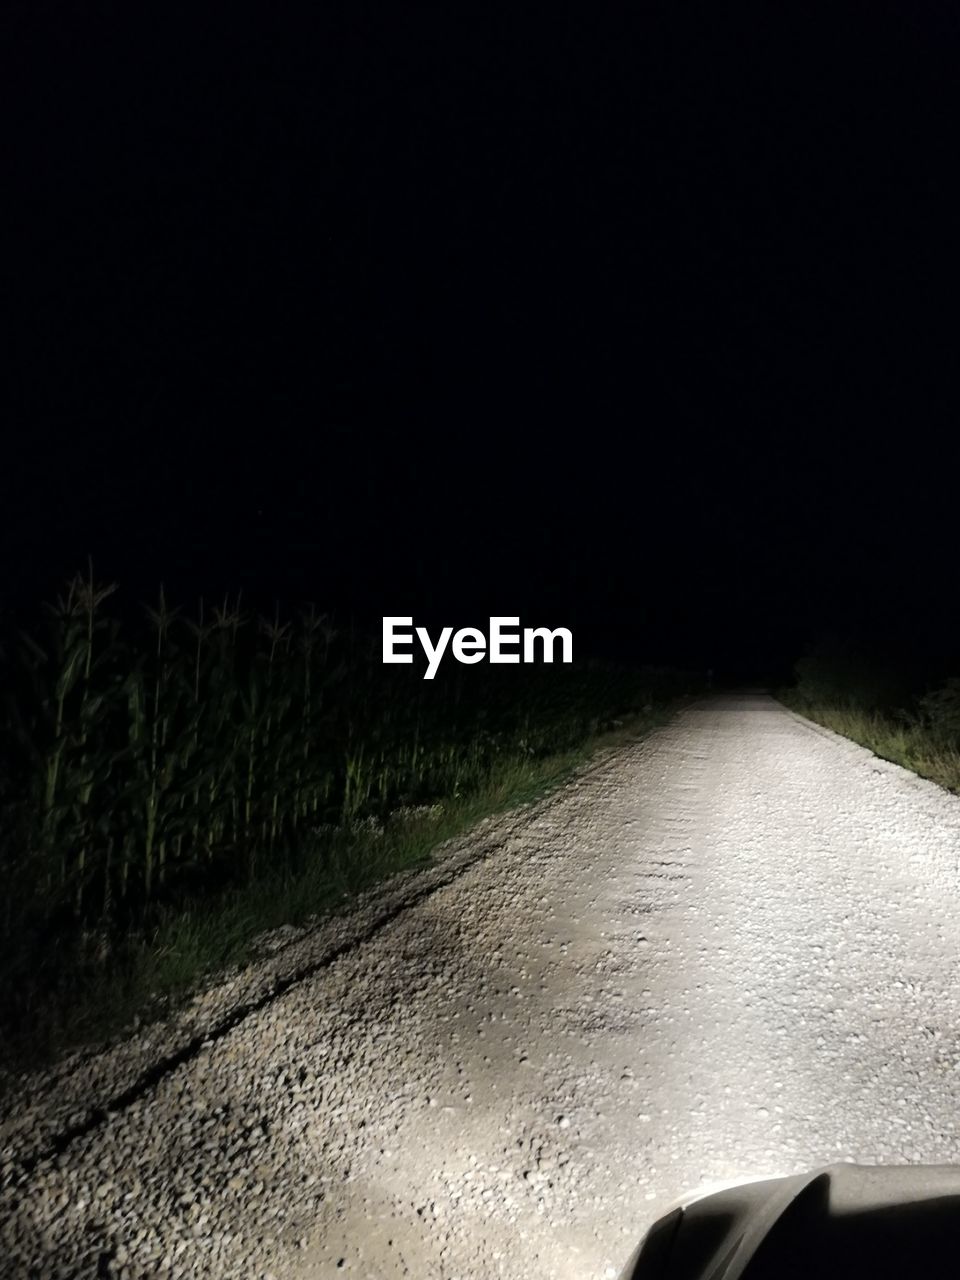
top-left (789, 632), bottom-right (960, 719)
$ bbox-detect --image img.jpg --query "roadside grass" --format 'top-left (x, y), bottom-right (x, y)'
top-left (779, 692), bottom-right (960, 795)
top-left (0, 700), bottom-right (680, 1077)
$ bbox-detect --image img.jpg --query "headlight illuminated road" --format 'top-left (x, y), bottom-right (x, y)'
top-left (5, 696), bottom-right (960, 1278)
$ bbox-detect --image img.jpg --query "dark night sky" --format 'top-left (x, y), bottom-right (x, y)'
top-left (4, 1), bottom-right (959, 678)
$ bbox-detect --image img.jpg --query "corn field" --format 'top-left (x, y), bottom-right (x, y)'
top-left (0, 568), bottom-right (694, 1024)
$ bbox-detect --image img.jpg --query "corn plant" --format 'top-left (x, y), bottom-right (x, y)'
top-left (7, 566), bottom-right (122, 920)
top-left (0, 568), bottom-right (696, 1012)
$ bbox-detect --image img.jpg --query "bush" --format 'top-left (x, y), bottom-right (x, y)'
top-left (918, 677), bottom-right (960, 744)
top-left (792, 635), bottom-right (909, 710)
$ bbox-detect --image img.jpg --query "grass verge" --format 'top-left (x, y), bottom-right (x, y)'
top-left (1, 699), bottom-right (682, 1080)
top-left (779, 691), bottom-right (960, 795)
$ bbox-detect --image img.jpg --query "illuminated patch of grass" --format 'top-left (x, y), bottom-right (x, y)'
top-left (779, 692), bottom-right (960, 795)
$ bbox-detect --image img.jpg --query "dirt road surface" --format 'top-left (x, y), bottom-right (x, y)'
top-left (5, 693), bottom-right (960, 1279)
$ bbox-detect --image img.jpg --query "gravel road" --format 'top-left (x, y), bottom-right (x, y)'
top-left (5, 692), bottom-right (960, 1280)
